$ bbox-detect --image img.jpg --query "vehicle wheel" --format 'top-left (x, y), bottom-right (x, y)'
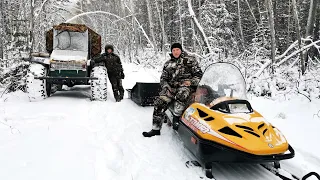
top-left (46, 82), bottom-right (51, 97)
top-left (90, 66), bottom-right (108, 101)
top-left (26, 63), bottom-right (49, 102)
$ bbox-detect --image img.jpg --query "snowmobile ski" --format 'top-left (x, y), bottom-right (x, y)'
top-left (261, 163), bottom-right (320, 180)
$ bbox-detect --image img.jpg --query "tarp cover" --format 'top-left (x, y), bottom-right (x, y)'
top-left (46, 23), bottom-right (101, 58)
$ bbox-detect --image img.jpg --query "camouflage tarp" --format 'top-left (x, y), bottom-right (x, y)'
top-left (45, 23), bottom-right (101, 58)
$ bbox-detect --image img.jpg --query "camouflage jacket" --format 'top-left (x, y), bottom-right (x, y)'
top-left (160, 51), bottom-right (203, 91)
top-left (94, 52), bottom-right (124, 78)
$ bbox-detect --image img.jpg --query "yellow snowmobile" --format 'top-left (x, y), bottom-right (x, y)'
top-left (164, 62), bottom-right (319, 180)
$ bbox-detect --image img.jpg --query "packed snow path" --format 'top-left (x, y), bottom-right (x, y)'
top-left (0, 86), bottom-right (280, 180)
top-left (0, 64), bottom-right (320, 180)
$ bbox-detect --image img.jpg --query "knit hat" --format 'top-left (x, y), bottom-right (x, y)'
top-left (105, 44), bottom-right (114, 52)
top-left (171, 43), bottom-right (183, 51)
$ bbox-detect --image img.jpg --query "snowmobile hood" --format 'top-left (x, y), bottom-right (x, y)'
top-left (50, 50), bottom-right (88, 61)
top-left (181, 102), bottom-right (289, 156)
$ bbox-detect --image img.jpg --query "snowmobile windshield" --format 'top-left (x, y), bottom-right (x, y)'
top-left (194, 62), bottom-right (247, 106)
top-left (53, 29), bottom-right (88, 52)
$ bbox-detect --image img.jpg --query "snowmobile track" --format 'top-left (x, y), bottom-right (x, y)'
top-left (210, 163), bottom-right (281, 180)
top-left (186, 161), bottom-right (280, 180)
top-left (185, 160), bottom-right (319, 180)
top-left (261, 164), bottom-right (320, 180)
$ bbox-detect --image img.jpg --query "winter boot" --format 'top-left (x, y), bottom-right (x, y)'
top-left (119, 90), bottom-right (124, 100)
top-left (115, 94), bottom-right (121, 102)
top-left (172, 115), bottom-right (180, 130)
top-left (142, 129), bottom-right (160, 137)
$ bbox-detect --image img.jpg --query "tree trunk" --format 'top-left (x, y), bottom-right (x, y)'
top-left (303, 0), bottom-right (318, 70)
top-left (191, 19), bottom-right (196, 52)
top-left (311, 6), bottom-right (320, 58)
top-left (187, 0), bottom-right (212, 54)
top-left (130, 0), bottom-right (137, 61)
top-left (178, 0), bottom-right (184, 46)
top-left (273, 0), bottom-right (279, 48)
top-left (155, 0), bottom-right (167, 52)
top-left (30, 0), bottom-right (34, 52)
top-left (256, 0), bottom-right (263, 23)
top-left (198, 0), bottom-right (201, 21)
top-left (145, 0), bottom-right (156, 47)
top-left (266, 0), bottom-right (276, 74)
top-left (287, 0), bottom-right (292, 46)
top-left (245, 0), bottom-right (258, 26)
top-left (292, 0), bottom-right (304, 75)
top-left (237, 0), bottom-right (245, 49)
top-left (161, 0), bottom-right (167, 56)
top-left (124, 2), bottom-right (155, 49)
top-left (0, 0), bottom-right (4, 60)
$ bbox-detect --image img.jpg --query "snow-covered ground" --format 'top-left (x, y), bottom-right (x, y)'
top-left (0, 63), bottom-right (319, 180)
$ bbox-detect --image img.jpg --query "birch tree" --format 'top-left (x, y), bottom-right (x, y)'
top-left (187, 0), bottom-right (212, 54)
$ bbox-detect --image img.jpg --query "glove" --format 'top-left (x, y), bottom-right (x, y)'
top-left (120, 71), bottom-right (125, 79)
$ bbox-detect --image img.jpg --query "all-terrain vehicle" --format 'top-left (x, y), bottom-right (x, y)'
top-left (24, 23), bottom-right (107, 101)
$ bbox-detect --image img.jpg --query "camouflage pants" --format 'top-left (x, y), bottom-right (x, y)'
top-left (152, 86), bottom-right (192, 130)
top-left (108, 76), bottom-right (124, 101)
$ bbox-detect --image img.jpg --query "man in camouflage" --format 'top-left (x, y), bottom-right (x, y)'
top-left (143, 43), bottom-right (203, 137)
top-left (94, 44), bottom-right (125, 102)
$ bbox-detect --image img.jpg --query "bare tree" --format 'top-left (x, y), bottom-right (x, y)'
top-left (0, 0), bottom-right (4, 60)
top-left (145, 0), bottom-right (156, 47)
top-left (155, 0), bottom-right (168, 52)
top-left (237, 0), bottom-right (245, 49)
top-left (266, 0), bottom-right (276, 74)
top-left (292, 0), bottom-right (304, 74)
top-left (303, 0), bottom-right (318, 71)
top-left (187, 0), bottom-right (212, 54)
top-left (30, 0), bottom-right (35, 52)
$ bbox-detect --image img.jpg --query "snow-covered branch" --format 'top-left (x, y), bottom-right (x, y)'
top-left (275, 41), bottom-right (298, 61)
top-left (65, 11), bottom-right (133, 25)
top-left (248, 59), bottom-right (272, 81)
top-left (276, 39), bottom-right (320, 66)
top-left (123, 2), bottom-right (155, 49)
top-left (187, 0), bottom-right (212, 54)
top-left (34, 0), bottom-right (50, 21)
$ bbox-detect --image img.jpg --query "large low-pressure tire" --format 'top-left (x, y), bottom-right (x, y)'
top-left (26, 63), bottom-right (49, 102)
top-left (90, 66), bottom-right (108, 101)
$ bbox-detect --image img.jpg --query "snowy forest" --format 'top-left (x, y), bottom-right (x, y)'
top-left (0, 0), bottom-right (319, 99)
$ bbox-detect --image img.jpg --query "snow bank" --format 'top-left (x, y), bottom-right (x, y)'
top-left (0, 63), bottom-right (319, 180)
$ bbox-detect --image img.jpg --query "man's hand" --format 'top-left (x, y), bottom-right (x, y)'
top-left (164, 86), bottom-right (175, 98)
top-left (182, 80), bottom-right (191, 86)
